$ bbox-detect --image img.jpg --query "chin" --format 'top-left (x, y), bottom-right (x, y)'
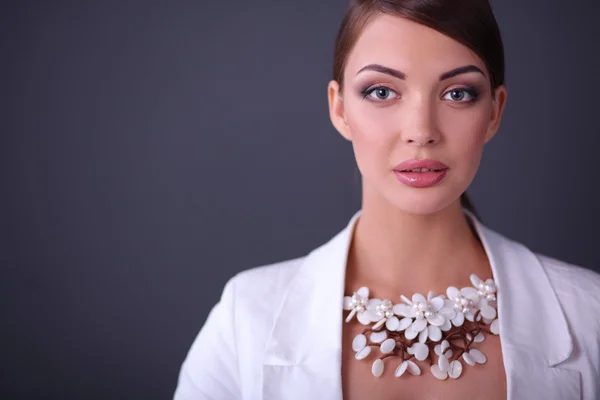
top-left (386, 187), bottom-right (463, 217)
top-left (393, 200), bottom-right (452, 216)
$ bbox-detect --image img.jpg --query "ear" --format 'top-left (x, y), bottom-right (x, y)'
top-left (327, 80), bottom-right (352, 141)
top-left (483, 85), bottom-right (508, 144)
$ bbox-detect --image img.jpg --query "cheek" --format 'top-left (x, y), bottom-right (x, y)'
top-left (344, 101), bottom-right (397, 163)
top-left (442, 106), bottom-right (490, 163)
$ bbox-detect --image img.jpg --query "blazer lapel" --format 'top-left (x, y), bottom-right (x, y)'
top-left (465, 210), bottom-right (581, 399)
top-left (261, 211), bottom-right (360, 400)
top-left (261, 210), bottom-right (580, 399)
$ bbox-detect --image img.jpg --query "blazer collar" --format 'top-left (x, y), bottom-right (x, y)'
top-left (262, 209), bottom-right (575, 399)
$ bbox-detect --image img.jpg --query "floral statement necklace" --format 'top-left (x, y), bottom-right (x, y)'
top-left (343, 274), bottom-right (499, 380)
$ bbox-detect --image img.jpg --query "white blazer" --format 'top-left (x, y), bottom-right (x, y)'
top-left (174, 209), bottom-right (600, 400)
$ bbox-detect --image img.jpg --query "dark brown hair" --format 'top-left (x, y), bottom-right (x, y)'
top-left (334, 0), bottom-right (506, 220)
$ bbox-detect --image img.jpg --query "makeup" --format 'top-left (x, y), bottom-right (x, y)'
top-left (393, 159), bottom-right (448, 188)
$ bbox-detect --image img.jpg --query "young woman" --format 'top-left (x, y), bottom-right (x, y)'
top-left (174, 1), bottom-right (600, 399)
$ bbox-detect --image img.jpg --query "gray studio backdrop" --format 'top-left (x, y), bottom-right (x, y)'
top-left (2, 0), bottom-right (599, 398)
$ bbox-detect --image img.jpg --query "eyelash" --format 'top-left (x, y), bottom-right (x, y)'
top-left (360, 85), bottom-right (480, 104)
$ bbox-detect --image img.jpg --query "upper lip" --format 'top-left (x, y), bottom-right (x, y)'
top-left (393, 159), bottom-right (449, 172)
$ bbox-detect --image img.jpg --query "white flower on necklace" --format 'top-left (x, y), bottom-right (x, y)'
top-left (364, 298), bottom-right (399, 330)
top-left (444, 285), bottom-right (479, 326)
top-left (343, 287), bottom-right (371, 324)
top-left (392, 291), bottom-right (449, 342)
top-left (472, 274), bottom-right (498, 320)
top-left (471, 274), bottom-right (497, 301)
top-left (343, 273), bottom-right (500, 381)
top-left (444, 274), bottom-right (498, 326)
top-left (470, 274), bottom-right (498, 321)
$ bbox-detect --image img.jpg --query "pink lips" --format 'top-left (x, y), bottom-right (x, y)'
top-left (393, 159), bottom-right (449, 188)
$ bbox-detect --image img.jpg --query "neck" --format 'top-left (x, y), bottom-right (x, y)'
top-left (347, 190), bottom-right (490, 296)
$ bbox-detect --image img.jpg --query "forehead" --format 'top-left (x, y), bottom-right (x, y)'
top-left (346, 14), bottom-right (486, 78)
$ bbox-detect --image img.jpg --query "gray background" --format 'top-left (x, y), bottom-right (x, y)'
top-left (2, 0), bottom-right (599, 398)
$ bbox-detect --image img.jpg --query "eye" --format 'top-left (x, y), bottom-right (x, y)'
top-left (362, 86), bottom-right (399, 101)
top-left (442, 88), bottom-right (479, 103)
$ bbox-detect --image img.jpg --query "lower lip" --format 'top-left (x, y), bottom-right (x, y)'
top-left (393, 169), bottom-right (448, 188)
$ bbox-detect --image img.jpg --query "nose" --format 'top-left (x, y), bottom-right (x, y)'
top-left (400, 99), bottom-right (442, 146)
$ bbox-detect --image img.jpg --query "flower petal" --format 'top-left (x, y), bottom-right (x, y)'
top-left (355, 346), bottom-right (371, 360)
top-left (343, 296), bottom-right (353, 310)
top-left (428, 325), bottom-right (442, 342)
top-left (380, 338), bottom-right (396, 354)
top-left (418, 327), bottom-right (428, 343)
top-left (367, 299), bottom-right (382, 309)
top-left (438, 354), bottom-right (449, 372)
top-left (365, 308), bottom-right (380, 322)
top-left (448, 360), bottom-right (463, 379)
top-left (451, 312), bottom-right (465, 327)
top-left (465, 311), bottom-right (475, 322)
top-left (372, 359), bottom-right (384, 377)
top-left (357, 286), bottom-right (369, 298)
top-left (400, 295), bottom-right (412, 305)
top-left (357, 311), bottom-right (372, 325)
top-left (490, 318), bottom-right (500, 335)
top-left (463, 352), bottom-right (476, 366)
top-left (386, 316), bottom-right (400, 331)
top-left (398, 317), bottom-right (413, 331)
top-left (373, 318), bottom-right (386, 330)
top-left (406, 360), bottom-right (421, 375)
top-left (427, 313), bottom-right (445, 326)
top-left (395, 361), bottom-right (409, 377)
top-left (412, 293), bottom-right (427, 304)
top-left (430, 297), bottom-right (444, 311)
top-left (469, 349), bottom-right (487, 364)
top-left (430, 364), bottom-right (448, 380)
top-left (393, 304), bottom-right (411, 318)
top-left (427, 291), bottom-right (435, 301)
top-left (446, 286), bottom-right (460, 300)
top-left (370, 330), bottom-right (387, 343)
top-left (461, 287), bottom-right (479, 300)
top-left (440, 319), bottom-right (452, 331)
top-left (480, 305), bottom-right (497, 320)
top-left (439, 307), bottom-right (456, 320)
top-left (470, 274), bottom-right (482, 287)
top-left (412, 317), bottom-right (428, 332)
top-left (412, 342), bottom-right (429, 361)
top-left (352, 334), bottom-right (367, 352)
top-left (345, 308), bottom-right (357, 323)
top-left (441, 340), bottom-right (450, 353)
top-left (404, 326), bottom-right (418, 340)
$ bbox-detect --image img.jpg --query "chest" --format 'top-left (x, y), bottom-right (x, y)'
top-left (340, 322), bottom-right (507, 400)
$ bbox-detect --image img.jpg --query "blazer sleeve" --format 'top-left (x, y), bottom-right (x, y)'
top-left (173, 276), bottom-right (241, 400)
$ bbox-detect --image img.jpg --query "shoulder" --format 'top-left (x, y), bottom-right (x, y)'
top-left (535, 253), bottom-right (600, 330)
top-left (228, 254), bottom-right (306, 300)
top-left (536, 253), bottom-right (600, 304)
top-left (221, 255), bottom-right (307, 324)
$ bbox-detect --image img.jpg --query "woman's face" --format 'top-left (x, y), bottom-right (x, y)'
top-left (328, 14), bottom-right (507, 215)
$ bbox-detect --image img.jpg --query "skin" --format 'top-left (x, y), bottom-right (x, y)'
top-left (327, 14), bottom-right (508, 398)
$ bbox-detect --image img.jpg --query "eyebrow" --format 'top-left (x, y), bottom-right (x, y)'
top-left (356, 64), bottom-right (485, 81)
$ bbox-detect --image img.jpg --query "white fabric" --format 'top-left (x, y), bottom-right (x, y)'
top-left (174, 209), bottom-right (600, 400)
